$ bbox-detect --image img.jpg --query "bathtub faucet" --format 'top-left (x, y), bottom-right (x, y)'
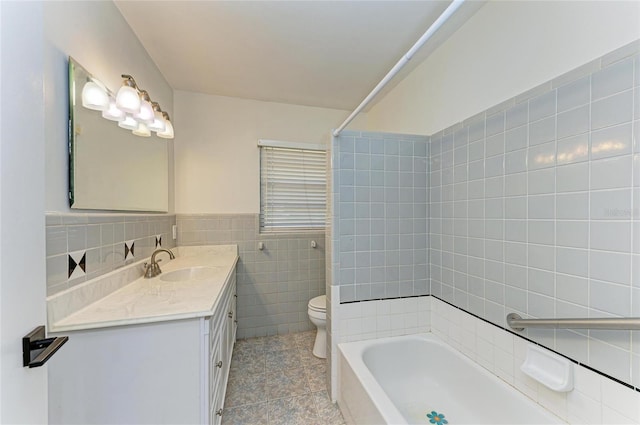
top-left (144, 248), bottom-right (175, 278)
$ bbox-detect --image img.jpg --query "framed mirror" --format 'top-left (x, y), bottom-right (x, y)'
top-left (69, 57), bottom-right (169, 212)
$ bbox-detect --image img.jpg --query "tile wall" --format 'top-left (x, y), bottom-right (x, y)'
top-left (327, 130), bottom-right (430, 398)
top-left (428, 41), bottom-right (640, 388)
top-left (336, 295), bottom-right (431, 343)
top-left (431, 297), bottom-right (640, 424)
top-left (327, 294), bottom-right (640, 424)
top-left (45, 213), bottom-right (176, 296)
top-left (329, 131), bottom-right (430, 303)
top-left (177, 214), bottom-right (325, 338)
top-left (327, 294), bottom-right (431, 399)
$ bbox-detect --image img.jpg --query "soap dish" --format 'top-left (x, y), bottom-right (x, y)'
top-left (521, 345), bottom-right (573, 392)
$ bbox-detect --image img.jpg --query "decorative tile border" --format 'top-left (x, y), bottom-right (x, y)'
top-left (68, 250), bottom-right (86, 280)
top-left (124, 240), bottom-right (135, 260)
top-left (45, 213), bottom-right (176, 296)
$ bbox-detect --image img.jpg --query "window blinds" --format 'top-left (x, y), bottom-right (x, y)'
top-left (260, 145), bottom-right (326, 231)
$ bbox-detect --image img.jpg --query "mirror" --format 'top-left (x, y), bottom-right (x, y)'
top-left (69, 58), bottom-right (169, 212)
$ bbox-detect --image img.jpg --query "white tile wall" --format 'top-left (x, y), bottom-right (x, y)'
top-left (330, 296), bottom-right (640, 422)
top-left (336, 296), bottom-right (431, 343)
top-left (431, 297), bottom-right (640, 425)
top-left (328, 295), bottom-right (431, 400)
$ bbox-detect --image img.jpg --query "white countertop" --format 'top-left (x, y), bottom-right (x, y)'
top-left (50, 246), bottom-right (238, 332)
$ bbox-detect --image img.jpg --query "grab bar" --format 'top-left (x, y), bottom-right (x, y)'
top-left (506, 313), bottom-right (640, 331)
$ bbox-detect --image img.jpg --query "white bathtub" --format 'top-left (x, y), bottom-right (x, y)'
top-left (338, 333), bottom-right (565, 424)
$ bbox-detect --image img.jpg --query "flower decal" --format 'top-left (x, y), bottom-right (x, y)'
top-left (427, 411), bottom-right (448, 425)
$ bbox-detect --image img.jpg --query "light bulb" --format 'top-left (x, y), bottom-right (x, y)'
top-left (133, 90), bottom-right (154, 124)
top-left (118, 115), bottom-right (139, 130)
top-left (102, 98), bottom-right (125, 122)
top-left (82, 81), bottom-right (109, 111)
top-left (115, 79), bottom-right (140, 114)
top-left (148, 102), bottom-right (166, 132)
top-left (133, 122), bottom-right (151, 137)
top-left (157, 113), bottom-right (174, 139)
top-left (135, 99), bottom-right (154, 124)
top-left (148, 110), bottom-right (166, 132)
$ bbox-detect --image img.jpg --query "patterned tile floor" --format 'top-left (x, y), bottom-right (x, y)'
top-left (222, 331), bottom-right (345, 425)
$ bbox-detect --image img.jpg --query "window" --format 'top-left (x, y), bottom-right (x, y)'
top-left (259, 139), bottom-right (326, 232)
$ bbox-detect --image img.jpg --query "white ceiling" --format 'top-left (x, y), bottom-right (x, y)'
top-left (115, 1), bottom-right (484, 111)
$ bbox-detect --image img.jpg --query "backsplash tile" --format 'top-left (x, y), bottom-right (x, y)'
top-left (124, 240), bottom-right (135, 260)
top-left (67, 250), bottom-right (86, 279)
top-left (45, 213), bottom-right (176, 296)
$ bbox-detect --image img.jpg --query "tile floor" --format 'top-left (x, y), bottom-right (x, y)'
top-left (222, 331), bottom-right (345, 425)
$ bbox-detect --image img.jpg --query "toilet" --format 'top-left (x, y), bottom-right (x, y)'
top-left (307, 295), bottom-right (327, 358)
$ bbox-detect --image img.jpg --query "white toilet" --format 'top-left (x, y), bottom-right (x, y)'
top-left (307, 295), bottom-right (327, 358)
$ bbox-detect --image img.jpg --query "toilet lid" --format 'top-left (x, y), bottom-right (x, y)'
top-left (308, 295), bottom-right (326, 311)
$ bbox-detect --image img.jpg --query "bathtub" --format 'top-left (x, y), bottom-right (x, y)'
top-left (338, 333), bottom-right (564, 424)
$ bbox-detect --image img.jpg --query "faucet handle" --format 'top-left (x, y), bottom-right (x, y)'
top-left (143, 262), bottom-right (154, 279)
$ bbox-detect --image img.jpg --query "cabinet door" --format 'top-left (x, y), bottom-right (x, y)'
top-left (220, 306), bottom-right (231, 383)
top-left (209, 334), bottom-right (223, 425)
top-left (50, 320), bottom-right (202, 424)
top-left (226, 274), bottom-right (237, 357)
top-left (212, 377), bottom-right (225, 425)
top-left (209, 271), bottom-right (237, 424)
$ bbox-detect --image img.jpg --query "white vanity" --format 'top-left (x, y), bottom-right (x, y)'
top-left (47, 245), bottom-right (238, 425)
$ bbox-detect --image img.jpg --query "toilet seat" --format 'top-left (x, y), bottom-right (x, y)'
top-left (308, 308), bottom-right (326, 321)
top-left (308, 295), bottom-right (326, 312)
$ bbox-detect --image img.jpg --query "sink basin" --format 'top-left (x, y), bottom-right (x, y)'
top-left (160, 266), bottom-right (220, 282)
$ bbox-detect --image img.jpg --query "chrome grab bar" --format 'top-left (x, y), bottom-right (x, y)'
top-left (506, 313), bottom-right (640, 331)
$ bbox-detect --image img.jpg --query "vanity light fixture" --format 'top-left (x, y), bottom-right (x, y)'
top-left (81, 80), bottom-right (109, 111)
top-left (81, 69), bottom-right (174, 139)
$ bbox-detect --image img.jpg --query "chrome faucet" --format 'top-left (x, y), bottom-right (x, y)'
top-left (144, 248), bottom-right (175, 278)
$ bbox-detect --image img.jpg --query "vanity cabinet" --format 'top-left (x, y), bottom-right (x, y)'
top-left (48, 271), bottom-right (237, 424)
top-left (207, 272), bottom-right (237, 424)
